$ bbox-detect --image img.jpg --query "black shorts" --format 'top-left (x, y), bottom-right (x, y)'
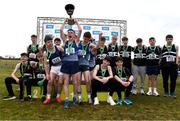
top-left (61, 61), bottom-right (79, 75)
top-left (146, 65), bottom-right (160, 75)
top-left (79, 65), bottom-right (89, 72)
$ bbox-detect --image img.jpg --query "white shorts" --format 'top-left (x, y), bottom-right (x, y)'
top-left (50, 65), bottom-right (63, 76)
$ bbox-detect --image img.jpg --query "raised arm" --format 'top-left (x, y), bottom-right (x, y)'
top-left (99, 32), bottom-right (103, 42)
top-left (74, 19), bottom-right (82, 43)
top-left (60, 19), bottom-right (67, 44)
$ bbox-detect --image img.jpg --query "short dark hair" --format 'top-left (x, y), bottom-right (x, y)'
top-left (68, 29), bottom-right (75, 33)
top-left (115, 57), bottom-right (123, 62)
top-left (166, 34), bottom-right (173, 39)
top-left (20, 53), bottom-right (28, 57)
top-left (104, 56), bottom-right (111, 62)
top-left (44, 35), bottom-right (53, 43)
top-left (101, 36), bottom-right (106, 41)
top-left (122, 37), bottom-right (128, 41)
top-left (136, 38), bottom-right (143, 43)
top-left (31, 35), bottom-right (37, 38)
top-left (149, 37), bottom-right (155, 40)
top-left (54, 38), bottom-right (61, 42)
top-left (83, 32), bottom-right (91, 39)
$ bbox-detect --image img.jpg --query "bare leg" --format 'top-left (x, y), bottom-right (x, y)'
top-left (147, 75), bottom-right (153, 95)
top-left (46, 72), bottom-right (56, 98)
top-left (72, 73), bottom-right (79, 96)
top-left (63, 74), bottom-right (70, 99)
top-left (76, 72), bottom-right (82, 95)
top-left (83, 70), bottom-right (92, 103)
top-left (56, 75), bottom-right (63, 98)
top-left (83, 71), bottom-right (91, 94)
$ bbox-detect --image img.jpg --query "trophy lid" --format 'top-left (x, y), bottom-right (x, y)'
top-left (65, 4), bottom-right (75, 16)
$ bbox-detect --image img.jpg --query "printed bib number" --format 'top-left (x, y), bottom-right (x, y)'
top-left (66, 48), bottom-right (75, 55)
top-left (166, 56), bottom-right (175, 62)
top-left (149, 53), bottom-right (156, 59)
top-left (37, 74), bottom-right (45, 79)
top-left (108, 52), bottom-right (118, 57)
top-left (97, 54), bottom-right (107, 60)
top-left (52, 57), bottom-right (61, 64)
top-left (29, 53), bottom-right (36, 59)
top-left (136, 53), bottom-right (143, 58)
top-left (122, 52), bottom-right (129, 57)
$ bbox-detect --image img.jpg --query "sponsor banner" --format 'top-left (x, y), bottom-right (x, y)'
top-left (43, 23), bottom-right (121, 45)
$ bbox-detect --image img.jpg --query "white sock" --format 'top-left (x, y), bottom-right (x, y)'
top-left (28, 95), bottom-right (31, 97)
top-left (78, 95), bottom-right (82, 99)
top-left (56, 94), bottom-right (60, 98)
top-left (149, 87), bottom-right (152, 91)
top-left (71, 92), bottom-right (74, 97)
top-left (88, 94), bottom-right (91, 99)
top-left (47, 94), bottom-right (51, 99)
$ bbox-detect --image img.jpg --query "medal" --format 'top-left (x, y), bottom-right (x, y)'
top-left (137, 47), bottom-right (143, 58)
top-left (166, 45), bottom-right (172, 53)
top-left (67, 42), bottom-right (73, 55)
top-left (82, 42), bottom-right (88, 58)
top-left (31, 44), bottom-right (37, 52)
top-left (82, 50), bottom-right (86, 58)
top-left (117, 67), bottom-right (123, 78)
top-left (101, 68), bottom-right (106, 77)
top-left (111, 44), bottom-right (115, 52)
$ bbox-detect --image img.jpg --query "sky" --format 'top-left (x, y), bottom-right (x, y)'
top-left (0, 0), bottom-right (180, 57)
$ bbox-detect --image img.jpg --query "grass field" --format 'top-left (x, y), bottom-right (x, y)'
top-left (0, 59), bottom-right (180, 120)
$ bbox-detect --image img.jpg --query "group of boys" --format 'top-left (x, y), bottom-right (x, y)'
top-left (3, 19), bottom-right (179, 109)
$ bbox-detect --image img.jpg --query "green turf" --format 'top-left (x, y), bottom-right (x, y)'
top-left (0, 59), bottom-right (180, 120)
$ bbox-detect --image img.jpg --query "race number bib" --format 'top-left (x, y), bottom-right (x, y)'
top-left (136, 53), bottom-right (143, 58)
top-left (52, 57), bottom-right (61, 64)
top-left (82, 50), bottom-right (86, 57)
top-left (166, 55), bottom-right (175, 62)
top-left (98, 54), bottom-right (106, 59)
top-left (108, 52), bottom-right (118, 57)
top-left (37, 74), bottom-right (45, 79)
top-left (149, 53), bottom-right (156, 59)
top-left (66, 48), bottom-right (75, 55)
top-left (29, 53), bottom-right (36, 59)
top-left (122, 52), bottom-right (129, 57)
